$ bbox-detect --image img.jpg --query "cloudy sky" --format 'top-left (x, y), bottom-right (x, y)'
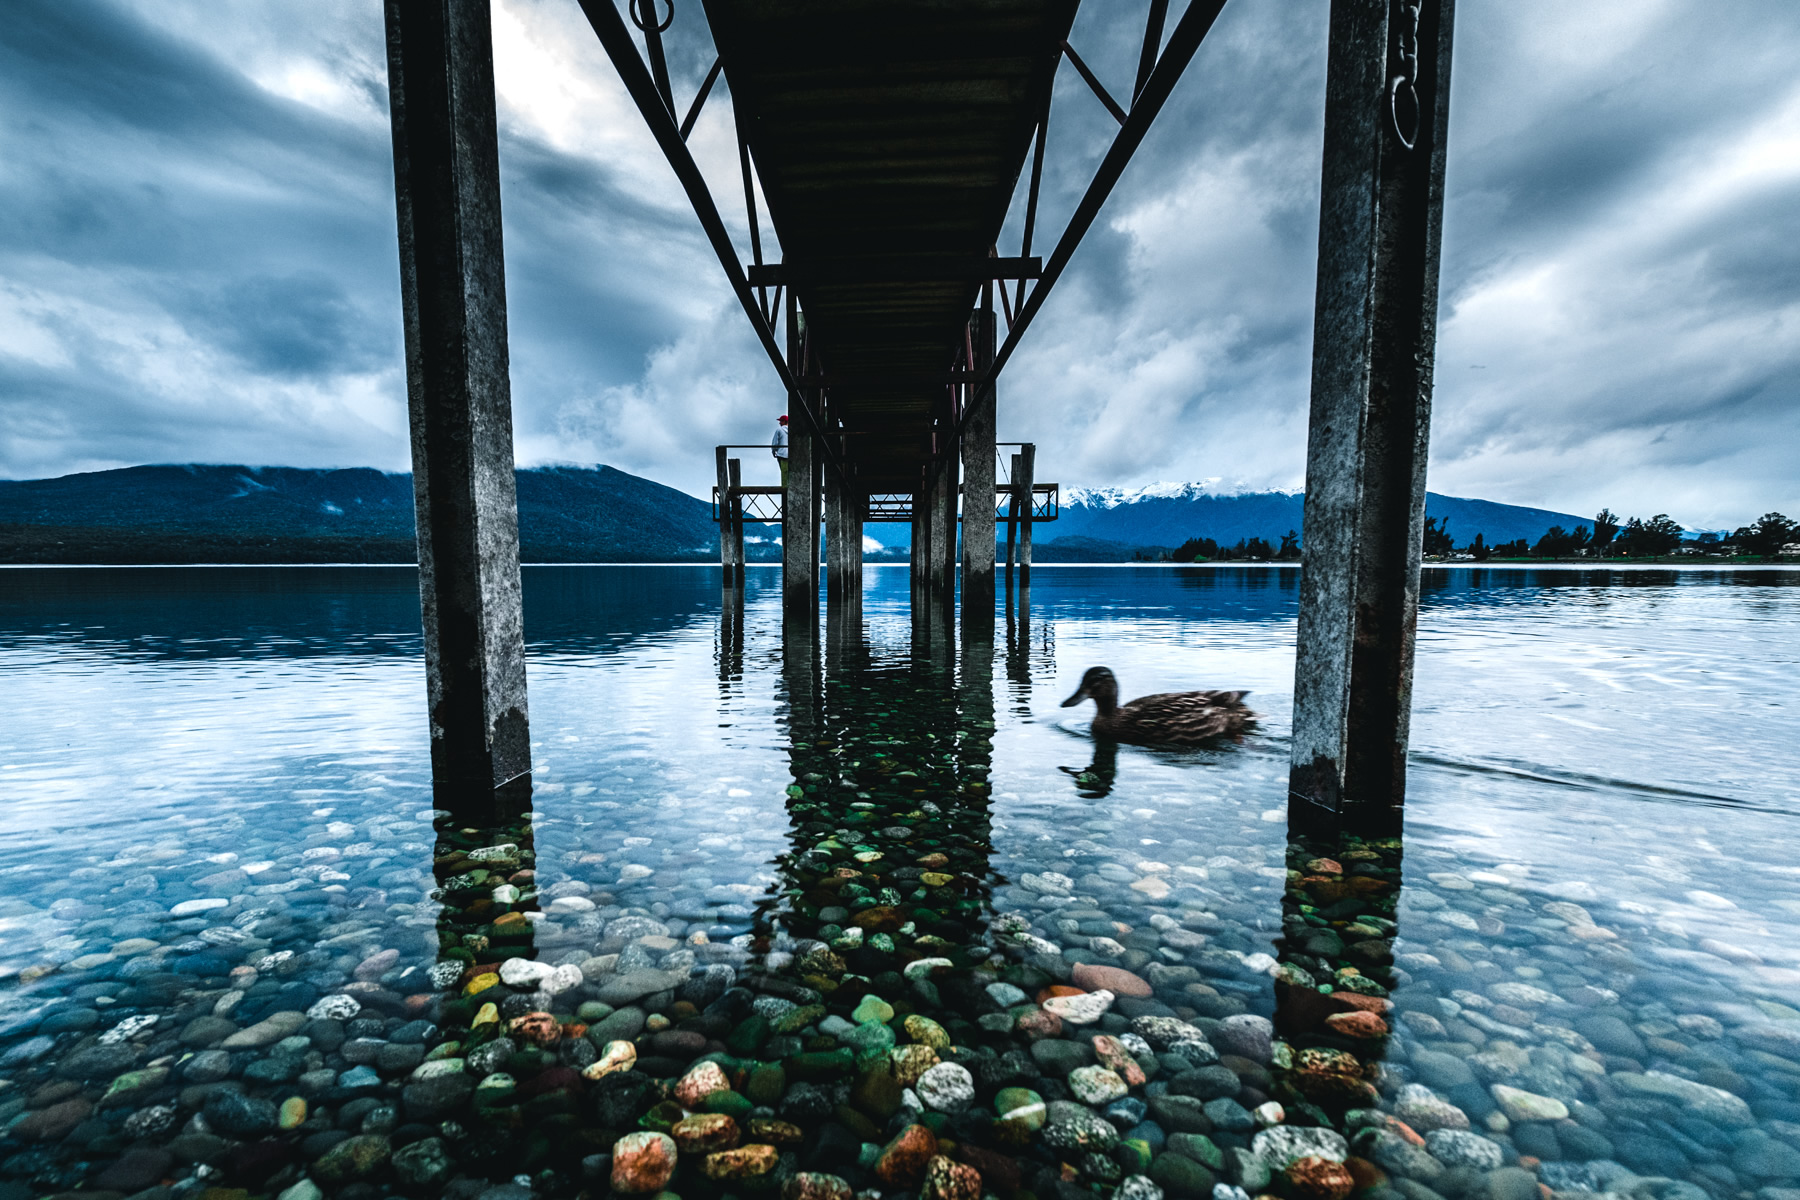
top-left (1, 0), bottom-right (1796, 528)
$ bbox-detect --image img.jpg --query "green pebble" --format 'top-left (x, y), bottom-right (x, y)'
top-left (839, 1022), bottom-right (895, 1056)
top-left (702, 1090), bottom-right (755, 1119)
top-left (773, 1004), bottom-right (826, 1035)
top-left (851, 995), bottom-right (894, 1025)
top-left (902, 1015), bottom-right (949, 1051)
top-left (474, 1073), bottom-right (516, 1107)
top-left (1118, 1139), bottom-right (1154, 1174)
top-left (728, 1014), bottom-right (771, 1056)
top-left (919, 1111), bottom-right (947, 1133)
top-left (869, 933), bottom-right (896, 953)
top-left (576, 1001), bottom-right (614, 1023)
top-left (1167, 1133), bottom-right (1224, 1171)
top-left (747, 1063), bottom-right (786, 1106)
top-left (639, 1100), bottom-right (685, 1131)
top-left (1150, 1151), bottom-right (1216, 1199)
top-left (995, 1088), bottom-right (1046, 1126)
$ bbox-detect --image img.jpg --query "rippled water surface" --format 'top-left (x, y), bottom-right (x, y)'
top-left (0, 564), bottom-right (1797, 1200)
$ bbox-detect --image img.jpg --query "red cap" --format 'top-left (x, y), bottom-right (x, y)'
top-left (778, 415), bottom-right (789, 423)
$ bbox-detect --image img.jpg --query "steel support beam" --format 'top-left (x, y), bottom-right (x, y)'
top-left (962, 309), bottom-right (998, 628)
top-left (1290, 0), bottom-right (1455, 837)
top-left (385, 0), bottom-right (529, 815)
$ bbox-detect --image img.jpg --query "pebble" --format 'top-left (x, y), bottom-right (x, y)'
top-left (1423, 1129), bottom-right (1502, 1170)
top-left (1489, 1084), bottom-right (1568, 1122)
top-left (1252, 1126), bottom-right (1349, 1168)
top-left (915, 1061), bottom-right (975, 1112)
top-left (612, 1131), bottom-right (677, 1193)
top-left (12, 679), bottom-right (1800, 1200)
top-left (1043, 989), bottom-right (1115, 1025)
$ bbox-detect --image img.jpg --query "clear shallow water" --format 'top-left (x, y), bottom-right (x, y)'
top-left (0, 565), bottom-right (1796, 1200)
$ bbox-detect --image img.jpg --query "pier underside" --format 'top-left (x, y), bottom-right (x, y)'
top-left (386, 0), bottom-right (1458, 833)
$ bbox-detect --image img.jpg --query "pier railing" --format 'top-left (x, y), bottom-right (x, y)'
top-left (710, 481), bottom-right (1058, 525)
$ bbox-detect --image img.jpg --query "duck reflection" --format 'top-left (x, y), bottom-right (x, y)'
top-left (1059, 738), bottom-right (1120, 799)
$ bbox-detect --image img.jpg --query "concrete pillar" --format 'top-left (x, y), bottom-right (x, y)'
top-left (847, 482), bottom-right (864, 597)
top-left (1004, 452), bottom-right (1020, 591)
top-left (727, 459), bottom-right (744, 586)
top-left (717, 447), bottom-right (744, 589)
top-left (1290, 0), bottom-right (1455, 837)
top-left (783, 429), bottom-right (817, 614)
top-left (385, 0), bottom-right (529, 814)
top-left (1015, 444), bottom-right (1035, 593)
top-left (929, 449), bottom-right (957, 595)
top-left (825, 463), bottom-right (847, 604)
top-left (961, 310), bottom-right (997, 628)
top-left (911, 471), bottom-right (930, 594)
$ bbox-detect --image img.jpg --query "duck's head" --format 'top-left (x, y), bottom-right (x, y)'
top-left (1061, 666), bottom-right (1120, 710)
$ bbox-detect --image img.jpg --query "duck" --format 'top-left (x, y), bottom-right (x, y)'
top-left (1060, 665), bottom-right (1255, 746)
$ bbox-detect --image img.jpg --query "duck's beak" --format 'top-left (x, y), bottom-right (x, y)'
top-left (1060, 686), bottom-right (1087, 708)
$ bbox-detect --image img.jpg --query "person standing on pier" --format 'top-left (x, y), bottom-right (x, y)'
top-left (772, 414), bottom-right (790, 487)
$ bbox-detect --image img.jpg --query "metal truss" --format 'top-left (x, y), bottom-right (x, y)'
top-left (576, 0), bottom-right (1232, 449)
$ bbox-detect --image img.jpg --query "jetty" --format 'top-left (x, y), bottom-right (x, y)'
top-left (381, 0), bottom-right (1453, 836)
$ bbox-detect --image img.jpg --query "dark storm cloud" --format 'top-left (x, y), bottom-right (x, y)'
top-left (0, 0), bottom-right (1795, 526)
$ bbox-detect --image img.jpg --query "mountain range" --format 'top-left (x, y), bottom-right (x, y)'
top-left (0, 464), bottom-right (724, 563)
top-left (863, 481), bottom-right (1593, 559)
top-left (0, 464), bottom-right (1593, 564)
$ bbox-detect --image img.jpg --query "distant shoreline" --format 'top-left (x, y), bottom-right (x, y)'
top-left (3, 560), bottom-right (1794, 571)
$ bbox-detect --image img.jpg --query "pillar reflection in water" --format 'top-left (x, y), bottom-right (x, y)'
top-left (422, 798), bottom-right (610, 1175)
top-left (1269, 826), bottom-right (1404, 1183)
top-left (753, 598), bottom-right (1000, 1030)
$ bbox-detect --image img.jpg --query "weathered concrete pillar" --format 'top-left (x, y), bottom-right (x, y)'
top-left (929, 449), bottom-right (958, 595)
top-left (1004, 452), bottom-right (1020, 591)
top-left (911, 471), bottom-right (931, 595)
top-left (385, 0), bottom-right (529, 814)
top-left (783, 429), bottom-right (817, 614)
top-left (727, 459), bottom-right (744, 586)
top-left (962, 310), bottom-right (997, 628)
top-left (1290, 0), bottom-right (1455, 836)
top-left (824, 463), bottom-right (847, 604)
top-left (846, 482), bottom-right (864, 598)
top-left (717, 447), bottom-right (744, 589)
top-left (1015, 443), bottom-right (1035, 593)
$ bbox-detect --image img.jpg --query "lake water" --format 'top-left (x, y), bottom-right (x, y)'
top-left (0, 564), bottom-right (1797, 1200)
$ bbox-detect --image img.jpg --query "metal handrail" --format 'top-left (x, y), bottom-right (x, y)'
top-left (713, 481), bottom-right (1056, 525)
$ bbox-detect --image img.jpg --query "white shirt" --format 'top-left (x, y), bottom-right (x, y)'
top-left (771, 425), bottom-right (789, 458)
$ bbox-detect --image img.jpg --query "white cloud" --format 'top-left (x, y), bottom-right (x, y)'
top-left (1, 0), bottom-right (1796, 527)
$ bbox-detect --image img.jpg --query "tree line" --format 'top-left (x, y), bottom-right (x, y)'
top-left (1159, 510), bottom-right (1796, 564)
top-left (1423, 509), bottom-right (1797, 560)
top-left (1170, 531), bottom-right (1301, 562)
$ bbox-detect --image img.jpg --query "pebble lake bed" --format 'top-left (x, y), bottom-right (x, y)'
top-left (0, 564), bottom-right (1797, 1200)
